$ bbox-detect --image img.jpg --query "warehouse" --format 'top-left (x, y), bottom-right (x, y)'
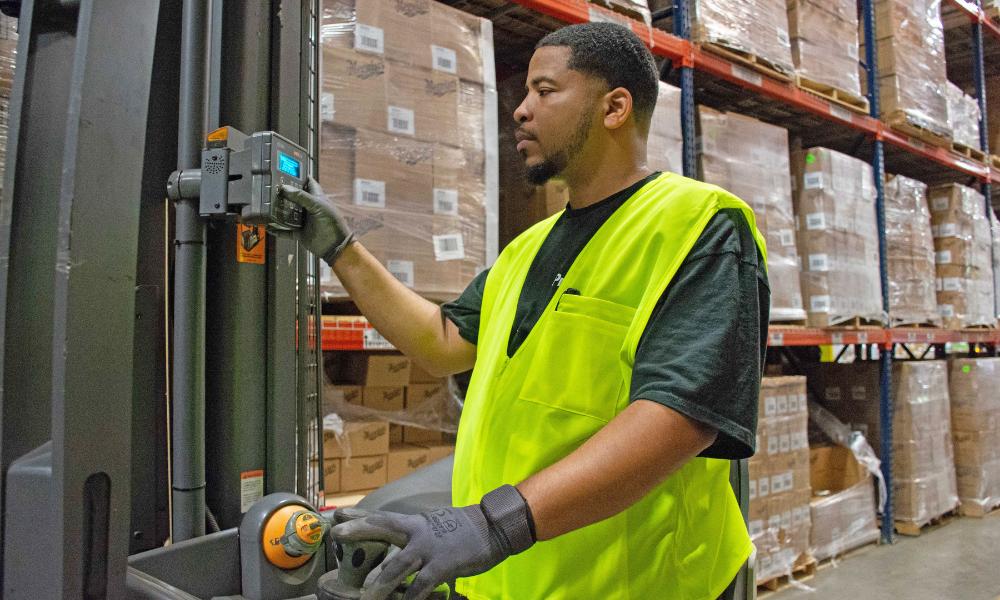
top-left (0, 0), bottom-right (999, 598)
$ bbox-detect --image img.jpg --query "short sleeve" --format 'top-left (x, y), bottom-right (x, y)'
top-left (441, 268), bottom-right (490, 345)
top-left (629, 209), bottom-right (770, 459)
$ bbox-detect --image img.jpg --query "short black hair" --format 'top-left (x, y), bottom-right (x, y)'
top-left (536, 22), bottom-right (659, 130)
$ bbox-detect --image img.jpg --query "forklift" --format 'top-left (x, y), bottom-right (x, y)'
top-left (0, 1), bottom-right (754, 597)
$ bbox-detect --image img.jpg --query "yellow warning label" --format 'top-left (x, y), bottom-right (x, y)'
top-left (237, 224), bottom-right (266, 264)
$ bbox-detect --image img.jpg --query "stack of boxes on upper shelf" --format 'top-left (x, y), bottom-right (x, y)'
top-left (884, 175), bottom-right (940, 327)
top-left (318, 0), bottom-right (498, 302)
top-left (786, 0), bottom-right (863, 104)
top-left (318, 352), bottom-right (456, 505)
top-left (0, 14), bottom-right (16, 196)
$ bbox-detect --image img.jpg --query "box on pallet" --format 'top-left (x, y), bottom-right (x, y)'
top-left (318, 0), bottom-right (497, 301)
top-left (885, 175), bottom-right (939, 327)
top-left (0, 14), bottom-right (15, 194)
top-left (989, 76), bottom-right (1000, 155)
top-left (928, 184), bottom-right (995, 329)
top-left (787, 0), bottom-right (861, 97)
top-left (808, 445), bottom-right (879, 561)
top-left (497, 73), bottom-right (682, 245)
top-left (749, 377), bottom-right (812, 584)
top-left (321, 418), bottom-right (391, 460)
top-left (861, 0), bottom-right (951, 139)
top-left (947, 358), bottom-right (1000, 516)
top-left (806, 361), bottom-right (959, 526)
top-left (697, 106), bottom-right (804, 322)
top-left (792, 147), bottom-right (882, 327)
top-left (329, 352), bottom-right (412, 387)
top-left (945, 82), bottom-right (982, 151)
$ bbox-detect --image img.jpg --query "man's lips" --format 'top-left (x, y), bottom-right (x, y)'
top-left (515, 131), bottom-right (536, 152)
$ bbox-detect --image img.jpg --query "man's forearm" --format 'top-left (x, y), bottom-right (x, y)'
top-left (516, 399), bottom-right (718, 541)
top-left (333, 242), bottom-right (475, 376)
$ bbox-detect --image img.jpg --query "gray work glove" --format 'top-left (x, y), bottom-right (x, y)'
top-left (279, 177), bottom-right (355, 265)
top-left (332, 485), bottom-right (535, 600)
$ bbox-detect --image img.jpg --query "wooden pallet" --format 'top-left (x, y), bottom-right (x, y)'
top-left (951, 141), bottom-right (988, 163)
top-left (892, 322), bottom-right (941, 329)
top-left (757, 556), bottom-right (817, 594)
top-left (769, 319), bottom-right (808, 328)
top-left (992, 154), bottom-right (1000, 171)
top-left (701, 42), bottom-right (794, 83)
top-left (959, 500), bottom-right (1000, 518)
top-left (796, 75), bottom-right (870, 115)
top-left (826, 316), bottom-right (884, 330)
top-left (893, 510), bottom-right (956, 537)
top-left (815, 539), bottom-right (879, 571)
top-left (886, 111), bottom-right (953, 151)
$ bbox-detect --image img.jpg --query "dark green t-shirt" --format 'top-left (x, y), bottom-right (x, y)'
top-left (442, 174), bottom-right (770, 459)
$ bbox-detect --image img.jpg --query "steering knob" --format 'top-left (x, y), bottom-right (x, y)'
top-left (317, 509), bottom-right (390, 600)
top-left (262, 504), bottom-right (329, 569)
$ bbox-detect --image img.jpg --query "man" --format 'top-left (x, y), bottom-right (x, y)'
top-left (282, 22), bottom-right (769, 600)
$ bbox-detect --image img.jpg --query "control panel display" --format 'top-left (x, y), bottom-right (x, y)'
top-left (278, 152), bottom-right (301, 178)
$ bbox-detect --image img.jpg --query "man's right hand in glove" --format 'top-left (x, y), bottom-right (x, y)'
top-left (279, 177), bottom-right (355, 265)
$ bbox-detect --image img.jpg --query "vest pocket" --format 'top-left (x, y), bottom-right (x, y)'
top-left (518, 295), bottom-right (635, 423)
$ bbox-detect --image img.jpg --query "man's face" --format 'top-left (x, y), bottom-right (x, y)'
top-left (513, 46), bottom-right (604, 185)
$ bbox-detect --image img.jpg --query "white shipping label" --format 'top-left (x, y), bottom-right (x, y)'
top-left (731, 64), bottom-right (763, 86)
top-left (811, 295), bottom-right (831, 313)
top-left (759, 477), bottom-right (770, 497)
top-left (240, 470), bottom-right (264, 513)
top-left (354, 179), bottom-right (386, 208)
top-left (749, 479), bottom-right (757, 500)
top-left (321, 92), bottom-right (335, 122)
top-left (776, 395), bottom-right (789, 414)
top-left (851, 385), bottom-right (867, 401)
top-left (363, 328), bottom-right (394, 351)
top-left (935, 250), bottom-right (953, 264)
top-left (777, 29), bottom-right (790, 46)
top-left (779, 434), bottom-right (791, 454)
top-left (770, 475), bottom-right (783, 494)
top-left (431, 45), bottom-right (458, 74)
top-left (940, 304), bottom-right (955, 318)
top-left (765, 396), bottom-right (777, 417)
top-left (750, 520), bottom-right (764, 538)
top-left (942, 277), bottom-right (963, 292)
top-left (932, 195), bottom-right (950, 211)
top-left (355, 24), bottom-right (385, 54)
top-left (784, 472), bottom-right (794, 491)
top-left (433, 188), bottom-right (459, 215)
top-left (433, 233), bottom-right (465, 261)
top-left (767, 436), bottom-right (779, 455)
top-left (387, 260), bottom-right (414, 288)
top-left (805, 212), bottom-right (827, 230)
top-left (804, 172), bottom-right (825, 190)
top-left (808, 253), bottom-right (831, 272)
top-left (829, 104), bottom-right (853, 123)
top-left (387, 106), bottom-right (415, 136)
top-left (934, 223), bottom-right (958, 238)
top-left (825, 387), bottom-right (841, 401)
top-left (847, 43), bottom-right (859, 60)
top-left (779, 229), bottom-right (795, 247)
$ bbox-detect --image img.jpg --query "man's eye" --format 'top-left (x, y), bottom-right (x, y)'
top-left (538, 89), bottom-right (552, 97)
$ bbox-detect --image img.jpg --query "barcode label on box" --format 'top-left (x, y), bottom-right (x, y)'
top-left (776, 395), bottom-right (788, 414)
top-left (354, 178), bottom-right (386, 208)
top-left (433, 188), bottom-right (459, 215)
top-left (363, 328), bottom-right (394, 350)
top-left (731, 64), bottom-right (763, 86)
top-left (387, 106), bottom-right (415, 135)
top-left (771, 475), bottom-right (783, 494)
top-left (759, 477), bottom-right (770, 497)
top-left (431, 45), bottom-right (457, 74)
top-left (387, 260), bottom-right (414, 287)
top-left (355, 24), bottom-right (385, 54)
top-left (932, 196), bottom-right (950, 211)
top-left (847, 43), bottom-right (859, 60)
top-left (804, 172), bottom-right (824, 190)
top-left (936, 250), bottom-right (952, 264)
top-left (805, 212), bottom-right (826, 230)
top-left (933, 223), bottom-right (958, 238)
top-left (321, 93), bottom-right (335, 122)
top-left (779, 434), bottom-right (790, 454)
top-left (433, 233), bottom-right (465, 261)
top-left (942, 277), bottom-right (962, 292)
top-left (825, 387), bottom-right (841, 401)
top-left (765, 396), bottom-right (777, 417)
top-left (750, 520), bottom-right (764, 537)
top-left (777, 29), bottom-right (790, 46)
top-left (940, 304), bottom-right (955, 318)
top-left (808, 253), bottom-right (830, 271)
top-left (749, 480), bottom-right (757, 500)
top-left (810, 295), bottom-right (831, 313)
top-left (851, 385), bottom-right (867, 401)
top-left (779, 229), bottom-right (795, 246)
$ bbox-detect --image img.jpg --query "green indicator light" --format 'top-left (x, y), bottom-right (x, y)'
top-left (806, 154), bottom-right (816, 164)
top-left (962, 365), bottom-right (971, 374)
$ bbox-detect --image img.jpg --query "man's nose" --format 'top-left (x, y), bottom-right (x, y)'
top-left (513, 96), bottom-right (530, 124)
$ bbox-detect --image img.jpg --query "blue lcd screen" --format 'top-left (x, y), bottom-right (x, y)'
top-left (278, 152), bottom-right (301, 178)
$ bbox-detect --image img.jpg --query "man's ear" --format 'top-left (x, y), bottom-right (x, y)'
top-left (603, 87), bottom-right (633, 130)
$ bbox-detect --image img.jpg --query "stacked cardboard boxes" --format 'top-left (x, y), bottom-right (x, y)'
top-left (861, 0), bottom-right (951, 139)
top-left (792, 147), bottom-right (882, 327)
top-left (0, 14), bottom-right (16, 194)
top-left (945, 82), bottom-right (982, 151)
top-left (806, 361), bottom-right (959, 527)
top-left (497, 76), bottom-right (682, 245)
top-left (787, 0), bottom-right (861, 97)
top-left (808, 445), bottom-right (879, 561)
top-left (749, 377), bottom-right (812, 583)
top-left (318, 0), bottom-right (497, 301)
top-left (885, 175), bottom-right (939, 327)
top-left (947, 358), bottom-right (1000, 516)
top-left (698, 107), bottom-right (805, 322)
top-left (686, 0), bottom-right (794, 75)
top-left (989, 76), bottom-right (1000, 154)
top-left (929, 184), bottom-right (995, 329)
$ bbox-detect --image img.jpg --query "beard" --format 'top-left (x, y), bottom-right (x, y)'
top-left (523, 108), bottom-right (593, 186)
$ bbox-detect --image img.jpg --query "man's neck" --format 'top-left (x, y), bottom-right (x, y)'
top-left (563, 165), bottom-right (653, 210)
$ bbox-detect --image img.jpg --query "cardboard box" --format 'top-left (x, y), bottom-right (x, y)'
top-left (422, 443), bottom-right (456, 462)
top-left (341, 454), bottom-right (388, 492)
top-left (385, 61), bottom-right (460, 147)
top-left (325, 385), bottom-right (363, 414)
top-left (323, 419), bottom-right (391, 459)
top-left (407, 381), bottom-right (449, 410)
top-left (787, 0), bottom-right (861, 96)
top-left (688, 0), bottom-right (794, 75)
top-left (363, 386), bottom-right (406, 412)
top-left (409, 362), bottom-right (441, 383)
top-left (809, 446), bottom-right (878, 561)
top-left (885, 175), bottom-right (939, 327)
top-left (333, 353), bottom-right (412, 386)
top-left (325, 489), bottom-right (377, 509)
top-left (387, 443), bottom-right (433, 482)
top-left (698, 106), bottom-right (804, 322)
top-left (316, 458), bottom-right (342, 495)
top-left (321, 47), bottom-right (388, 132)
top-left (948, 358), bottom-right (1000, 512)
top-left (403, 426), bottom-right (443, 444)
top-left (390, 423), bottom-right (404, 444)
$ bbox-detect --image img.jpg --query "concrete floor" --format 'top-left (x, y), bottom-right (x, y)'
top-left (772, 512), bottom-right (1000, 600)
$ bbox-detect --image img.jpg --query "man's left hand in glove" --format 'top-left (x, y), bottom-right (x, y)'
top-left (330, 484), bottom-right (535, 600)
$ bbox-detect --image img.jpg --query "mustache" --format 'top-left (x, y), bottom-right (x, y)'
top-left (515, 127), bottom-right (537, 141)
